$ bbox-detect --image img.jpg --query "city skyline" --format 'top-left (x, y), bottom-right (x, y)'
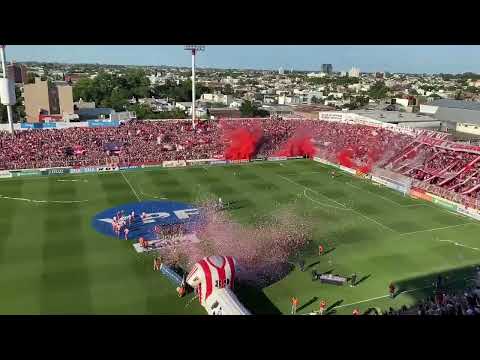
top-left (5, 45), bottom-right (480, 74)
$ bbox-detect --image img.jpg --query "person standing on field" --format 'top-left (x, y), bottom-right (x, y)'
top-left (350, 273), bottom-right (357, 287)
top-left (319, 300), bottom-right (327, 315)
top-left (389, 283), bottom-right (396, 299)
top-left (318, 244), bottom-right (324, 256)
top-left (291, 297), bottom-right (299, 315)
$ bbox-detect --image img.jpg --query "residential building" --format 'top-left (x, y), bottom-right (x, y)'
top-left (348, 67), bottom-right (360, 78)
top-left (23, 78), bottom-right (75, 122)
top-left (200, 92), bottom-right (233, 105)
top-left (7, 61), bottom-right (28, 84)
top-left (74, 98), bottom-right (96, 110)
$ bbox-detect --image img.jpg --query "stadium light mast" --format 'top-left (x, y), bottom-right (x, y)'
top-left (0, 45), bottom-right (15, 134)
top-left (184, 45), bottom-right (205, 129)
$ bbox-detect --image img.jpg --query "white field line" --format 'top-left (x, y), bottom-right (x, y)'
top-left (120, 171), bottom-right (141, 201)
top-left (346, 182), bottom-right (421, 208)
top-left (398, 222), bottom-right (476, 236)
top-left (438, 239), bottom-right (480, 252)
top-left (56, 179), bottom-right (88, 183)
top-left (0, 194), bottom-right (88, 204)
top-left (277, 174), bottom-right (347, 208)
top-left (333, 285), bottom-right (433, 310)
top-left (333, 276), bottom-right (475, 311)
top-left (303, 189), bottom-right (353, 211)
top-left (278, 174), bottom-right (396, 232)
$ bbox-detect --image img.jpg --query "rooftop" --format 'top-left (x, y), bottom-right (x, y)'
top-left (429, 99), bottom-right (480, 111)
top-left (351, 109), bottom-right (438, 124)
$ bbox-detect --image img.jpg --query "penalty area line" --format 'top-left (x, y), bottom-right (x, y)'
top-left (120, 171), bottom-right (142, 202)
top-left (277, 174), bottom-right (347, 208)
top-left (398, 222), bottom-right (476, 236)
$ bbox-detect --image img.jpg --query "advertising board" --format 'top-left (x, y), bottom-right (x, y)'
top-left (97, 166), bottom-right (119, 172)
top-left (409, 188), bottom-right (433, 202)
top-left (47, 168), bottom-right (70, 175)
top-left (457, 205), bottom-right (480, 221)
top-left (210, 160), bottom-right (227, 165)
top-left (163, 160), bottom-right (187, 168)
top-left (227, 159), bottom-right (249, 164)
top-left (87, 120), bottom-right (120, 128)
top-left (267, 156), bottom-right (288, 161)
top-left (11, 169), bottom-right (42, 177)
top-left (0, 170), bottom-right (12, 178)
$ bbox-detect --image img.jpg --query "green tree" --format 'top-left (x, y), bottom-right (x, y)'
top-left (239, 100), bottom-right (256, 117)
top-left (223, 84), bottom-right (234, 95)
top-left (368, 81), bottom-right (390, 99)
top-left (239, 100), bottom-right (268, 117)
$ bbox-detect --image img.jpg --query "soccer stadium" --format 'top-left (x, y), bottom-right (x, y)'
top-left (1, 114), bottom-right (480, 315)
top-left (1, 42), bottom-right (480, 316)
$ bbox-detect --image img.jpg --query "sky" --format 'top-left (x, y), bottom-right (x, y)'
top-left (4, 45), bottom-right (480, 74)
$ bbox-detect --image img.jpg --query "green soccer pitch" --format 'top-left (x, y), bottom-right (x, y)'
top-left (1, 159), bottom-right (479, 315)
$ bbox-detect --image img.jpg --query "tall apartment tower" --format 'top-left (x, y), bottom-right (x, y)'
top-left (321, 64), bottom-right (333, 74)
top-left (23, 78), bottom-right (74, 122)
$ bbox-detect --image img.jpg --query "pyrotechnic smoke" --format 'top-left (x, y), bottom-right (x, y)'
top-left (223, 126), bottom-right (263, 160)
top-left (275, 129), bottom-right (316, 158)
top-left (154, 197), bottom-right (313, 288)
top-left (336, 146), bottom-right (384, 174)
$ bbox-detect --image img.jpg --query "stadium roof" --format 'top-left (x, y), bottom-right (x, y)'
top-left (352, 109), bottom-right (438, 124)
top-left (429, 99), bottom-right (480, 111)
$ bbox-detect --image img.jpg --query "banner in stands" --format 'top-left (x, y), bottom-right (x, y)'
top-left (163, 160), bottom-right (187, 168)
top-left (210, 160), bottom-right (227, 165)
top-left (457, 205), bottom-right (480, 221)
top-left (409, 187), bottom-right (433, 202)
top-left (87, 120), bottom-right (120, 128)
top-left (267, 156), bottom-right (288, 161)
top-left (0, 170), bottom-right (12, 178)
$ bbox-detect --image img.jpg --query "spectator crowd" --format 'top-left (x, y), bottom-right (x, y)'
top-left (1, 117), bottom-right (479, 207)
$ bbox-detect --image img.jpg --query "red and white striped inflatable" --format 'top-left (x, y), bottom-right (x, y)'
top-left (186, 255), bottom-right (250, 315)
top-left (186, 255), bottom-right (237, 305)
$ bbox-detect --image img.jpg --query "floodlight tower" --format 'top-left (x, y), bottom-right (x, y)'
top-left (184, 45), bottom-right (205, 129)
top-left (0, 45), bottom-right (15, 134)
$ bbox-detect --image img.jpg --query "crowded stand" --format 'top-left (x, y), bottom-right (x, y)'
top-left (0, 118), bottom-right (413, 170)
top-left (2, 117), bottom-right (480, 208)
top-left (384, 133), bottom-right (480, 208)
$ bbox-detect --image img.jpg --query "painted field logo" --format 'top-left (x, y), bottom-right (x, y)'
top-left (92, 200), bottom-right (200, 241)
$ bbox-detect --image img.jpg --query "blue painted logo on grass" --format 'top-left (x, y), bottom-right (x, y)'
top-left (92, 200), bottom-right (200, 240)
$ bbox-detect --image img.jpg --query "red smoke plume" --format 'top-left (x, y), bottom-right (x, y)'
top-left (224, 126), bottom-right (263, 160)
top-left (337, 146), bottom-right (382, 173)
top-left (275, 129), bottom-right (316, 158)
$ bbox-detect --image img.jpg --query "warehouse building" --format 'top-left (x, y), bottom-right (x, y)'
top-left (420, 99), bottom-right (480, 135)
